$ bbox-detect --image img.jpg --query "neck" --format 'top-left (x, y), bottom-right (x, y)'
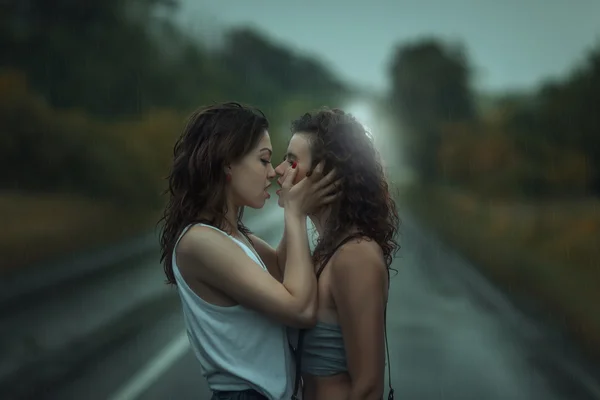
top-left (309, 207), bottom-right (331, 236)
top-left (198, 196), bottom-right (240, 235)
top-left (309, 207), bottom-right (360, 245)
top-left (224, 199), bottom-right (241, 234)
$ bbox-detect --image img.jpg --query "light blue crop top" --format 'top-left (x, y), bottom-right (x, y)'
top-left (289, 322), bottom-right (347, 376)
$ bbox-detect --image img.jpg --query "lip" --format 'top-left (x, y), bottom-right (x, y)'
top-left (276, 189), bottom-right (281, 195)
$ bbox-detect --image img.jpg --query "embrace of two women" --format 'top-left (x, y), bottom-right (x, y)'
top-left (159, 102), bottom-right (399, 400)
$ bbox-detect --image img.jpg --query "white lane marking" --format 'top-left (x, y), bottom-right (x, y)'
top-left (107, 204), bottom-right (285, 400)
top-left (107, 332), bottom-right (190, 400)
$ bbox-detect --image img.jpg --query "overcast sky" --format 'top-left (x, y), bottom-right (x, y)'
top-left (176, 0), bottom-right (600, 94)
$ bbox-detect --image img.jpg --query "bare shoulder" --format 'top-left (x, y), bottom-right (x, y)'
top-left (332, 238), bottom-right (386, 273)
top-left (330, 239), bottom-right (388, 288)
top-left (176, 225), bottom-right (247, 275)
top-left (174, 225), bottom-right (315, 328)
top-left (177, 225), bottom-right (227, 256)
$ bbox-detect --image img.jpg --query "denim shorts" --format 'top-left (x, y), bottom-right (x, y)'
top-left (210, 389), bottom-right (268, 400)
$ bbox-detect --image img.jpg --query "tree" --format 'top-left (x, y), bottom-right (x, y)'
top-left (218, 26), bottom-right (348, 154)
top-left (501, 42), bottom-right (600, 194)
top-left (0, 2), bottom-right (349, 200)
top-left (219, 26), bottom-right (346, 111)
top-left (388, 38), bottom-right (475, 180)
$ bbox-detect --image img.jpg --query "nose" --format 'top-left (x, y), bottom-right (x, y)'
top-left (267, 163), bottom-right (277, 179)
top-left (274, 161), bottom-right (286, 177)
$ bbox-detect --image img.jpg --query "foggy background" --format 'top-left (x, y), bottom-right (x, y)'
top-left (1, 1), bottom-right (599, 399)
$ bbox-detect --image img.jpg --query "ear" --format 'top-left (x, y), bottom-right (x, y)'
top-left (224, 164), bottom-right (232, 175)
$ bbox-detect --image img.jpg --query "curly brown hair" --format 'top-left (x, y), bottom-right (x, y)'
top-left (158, 102), bottom-right (268, 285)
top-left (290, 107), bottom-right (400, 273)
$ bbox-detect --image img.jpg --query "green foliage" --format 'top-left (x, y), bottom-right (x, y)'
top-left (388, 38), bottom-right (475, 179)
top-left (0, 0), bottom-right (347, 205)
top-left (0, 69), bottom-right (182, 206)
top-left (387, 36), bottom-right (600, 196)
top-left (524, 45), bottom-right (600, 192)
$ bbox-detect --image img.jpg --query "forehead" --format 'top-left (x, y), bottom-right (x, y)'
top-left (255, 130), bottom-right (272, 149)
top-left (287, 133), bottom-right (311, 158)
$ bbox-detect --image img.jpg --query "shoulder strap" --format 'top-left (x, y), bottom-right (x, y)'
top-left (384, 303), bottom-right (394, 400)
top-left (291, 234), bottom-right (395, 399)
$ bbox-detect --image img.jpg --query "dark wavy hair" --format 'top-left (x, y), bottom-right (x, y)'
top-left (159, 102), bottom-right (269, 285)
top-left (290, 107), bottom-right (400, 273)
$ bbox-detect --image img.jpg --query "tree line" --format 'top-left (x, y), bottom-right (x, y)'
top-left (388, 36), bottom-right (600, 197)
top-left (0, 0), bottom-right (348, 206)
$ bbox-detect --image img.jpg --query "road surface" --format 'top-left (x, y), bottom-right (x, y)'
top-left (48, 202), bottom-right (600, 400)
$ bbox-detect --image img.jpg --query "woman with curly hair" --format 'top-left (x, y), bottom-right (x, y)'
top-left (158, 102), bottom-right (340, 400)
top-left (274, 108), bottom-right (400, 400)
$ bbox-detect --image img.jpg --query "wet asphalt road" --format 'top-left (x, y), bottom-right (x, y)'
top-left (49, 202), bottom-right (600, 400)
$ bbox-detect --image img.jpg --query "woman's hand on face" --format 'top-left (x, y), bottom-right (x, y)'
top-left (281, 161), bottom-right (341, 216)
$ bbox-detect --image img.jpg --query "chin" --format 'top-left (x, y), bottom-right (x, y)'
top-left (248, 199), bottom-right (266, 209)
top-left (276, 198), bottom-right (284, 208)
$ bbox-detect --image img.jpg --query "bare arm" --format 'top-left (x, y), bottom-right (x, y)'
top-left (249, 222), bottom-right (288, 281)
top-left (281, 211), bottom-right (317, 323)
top-left (177, 211), bottom-right (317, 328)
top-left (276, 228), bottom-right (287, 276)
top-left (331, 242), bottom-right (388, 400)
top-left (248, 234), bottom-right (283, 282)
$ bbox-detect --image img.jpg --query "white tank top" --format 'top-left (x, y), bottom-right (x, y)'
top-left (172, 223), bottom-right (295, 400)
